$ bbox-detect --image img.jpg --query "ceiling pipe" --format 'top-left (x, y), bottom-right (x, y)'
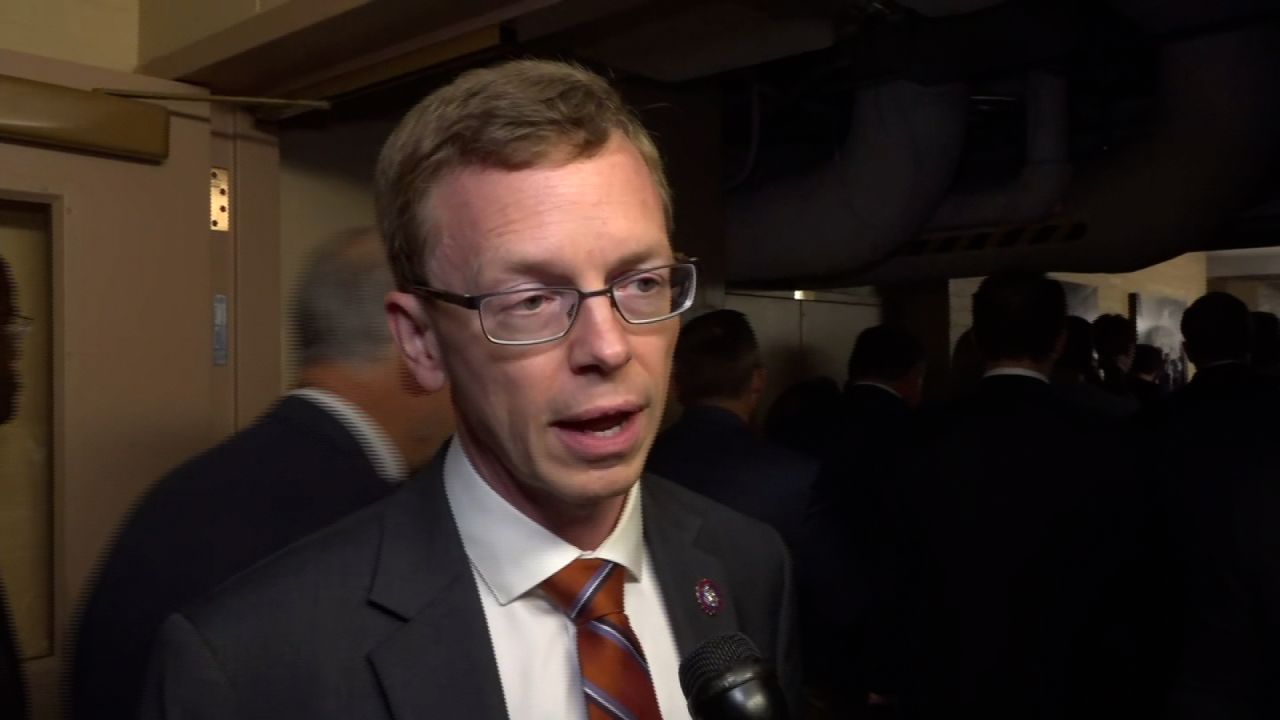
top-left (925, 69), bottom-right (1070, 230)
top-left (726, 78), bottom-right (969, 284)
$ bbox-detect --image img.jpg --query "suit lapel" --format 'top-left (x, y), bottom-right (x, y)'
top-left (643, 477), bottom-right (740, 659)
top-left (367, 453), bottom-right (508, 720)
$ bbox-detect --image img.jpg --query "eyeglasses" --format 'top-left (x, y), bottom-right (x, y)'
top-left (3, 314), bottom-right (32, 340)
top-left (415, 262), bottom-right (697, 345)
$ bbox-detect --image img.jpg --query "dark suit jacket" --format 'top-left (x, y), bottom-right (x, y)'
top-left (647, 404), bottom-right (818, 549)
top-left (139, 453), bottom-right (801, 720)
top-left (1159, 364), bottom-right (1280, 719)
top-left (803, 384), bottom-right (915, 708)
top-left (0, 575), bottom-right (26, 720)
top-left (71, 396), bottom-right (394, 720)
top-left (1172, 456), bottom-right (1280, 720)
top-left (900, 374), bottom-right (1148, 719)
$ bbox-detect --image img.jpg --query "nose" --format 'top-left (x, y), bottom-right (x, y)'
top-left (566, 293), bottom-right (632, 375)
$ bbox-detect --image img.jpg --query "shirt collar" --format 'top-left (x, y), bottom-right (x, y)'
top-left (1201, 359), bottom-right (1247, 370)
top-left (983, 366), bottom-right (1050, 384)
top-left (288, 387), bottom-right (408, 483)
top-left (442, 439), bottom-right (645, 606)
top-left (851, 381), bottom-right (903, 399)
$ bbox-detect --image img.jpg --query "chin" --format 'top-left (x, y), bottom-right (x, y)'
top-left (547, 458), bottom-right (644, 505)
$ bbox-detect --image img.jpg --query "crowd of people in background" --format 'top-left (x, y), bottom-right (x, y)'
top-left (654, 274), bottom-right (1280, 719)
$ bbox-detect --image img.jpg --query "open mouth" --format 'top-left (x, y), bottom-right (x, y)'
top-left (554, 410), bottom-right (635, 437)
top-left (551, 405), bottom-right (645, 460)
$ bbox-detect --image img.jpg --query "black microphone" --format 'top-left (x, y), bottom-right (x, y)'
top-left (678, 633), bottom-right (789, 720)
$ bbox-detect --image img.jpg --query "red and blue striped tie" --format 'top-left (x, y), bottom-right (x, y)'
top-left (541, 559), bottom-right (663, 720)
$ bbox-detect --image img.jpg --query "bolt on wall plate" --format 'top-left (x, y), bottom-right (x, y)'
top-left (210, 168), bottom-right (230, 232)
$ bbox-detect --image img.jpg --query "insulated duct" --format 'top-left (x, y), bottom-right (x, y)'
top-left (925, 70), bottom-right (1070, 230)
top-left (858, 21), bottom-right (1280, 284)
top-left (726, 79), bottom-right (969, 284)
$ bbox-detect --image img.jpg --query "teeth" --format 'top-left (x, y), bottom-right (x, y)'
top-left (589, 422), bottom-right (625, 437)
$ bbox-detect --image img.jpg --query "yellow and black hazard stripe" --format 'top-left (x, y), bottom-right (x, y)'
top-left (900, 221), bottom-right (1088, 257)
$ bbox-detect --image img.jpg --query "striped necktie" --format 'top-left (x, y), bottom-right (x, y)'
top-left (541, 558), bottom-right (663, 720)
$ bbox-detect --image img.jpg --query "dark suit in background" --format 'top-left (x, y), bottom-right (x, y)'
top-left (647, 404), bottom-right (817, 549)
top-left (139, 457), bottom-right (802, 720)
top-left (0, 575), bottom-right (26, 720)
top-left (1159, 363), bottom-right (1280, 719)
top-left (70, 396), bottom-right (394, 720)
top-left (805, 383), bottom-right (915, 710)
top-left (900, 374), bottom-right (1146, 719)
top-left (1128, 376), bottom-right (1166, 415)
top-left (1171, 451), bottom-right (1280, 720)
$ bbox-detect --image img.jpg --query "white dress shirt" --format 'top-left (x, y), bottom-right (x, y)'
top-left (443, 440), bottom-right (692, 720)
top-left (983, 366), bottom-right (1051, 384)
top-left (288, 387), bottom-right (408, 483)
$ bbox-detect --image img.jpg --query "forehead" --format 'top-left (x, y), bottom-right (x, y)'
top-left (426, 138), bottom-right (668, 279)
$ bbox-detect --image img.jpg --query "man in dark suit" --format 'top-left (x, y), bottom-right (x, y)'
top-left (1250, 310), bottom-right (1280, 380)
top-left (900, 273), bottom-right (1146, 719)
top-left (1094, 313), bottom-right (1137, 400)
top-left (1162, 293), bottom-right (1280, 718)
top-left (804, 324), bottom-right (924, 715)
top-left (141, 60), bottom-right (799, 720)
top-left (1054, 316), bottom-right (1139, 421)
top-left (0, 256), bottom-right (29, 719)
top-left (647, 309), bottom-right (817, 548)
top-left (1171, 451), bottom-right (1280, 720)
top-left (71, 230), bottom-right (452, 720)
top-left (1128, 343), bottom-right (1167, 414)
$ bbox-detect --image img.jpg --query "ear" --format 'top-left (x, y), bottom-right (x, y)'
top-left (750, 366), bottom-right (767, 398)
top-left (1051, 328), bottom-right (1068, 363)
top-left (386, 291), bottom-right (449, 394)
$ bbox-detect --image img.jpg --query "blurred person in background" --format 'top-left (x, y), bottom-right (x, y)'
top-left (71, 228), bottom-right (453, 720)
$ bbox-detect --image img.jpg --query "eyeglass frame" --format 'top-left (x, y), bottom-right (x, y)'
top-left (411, 260), bottom-right (698, 346)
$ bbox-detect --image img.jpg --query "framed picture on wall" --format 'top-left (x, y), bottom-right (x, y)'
top-left (1130, 292), bottom-right (1190, 390)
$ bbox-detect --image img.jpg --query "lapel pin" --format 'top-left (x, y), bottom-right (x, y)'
top-left (694, 578), bottom-right (723, 616)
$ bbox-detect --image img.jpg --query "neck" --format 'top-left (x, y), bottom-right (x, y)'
top-left (696, 396), bottom-right (753, 424)
top-left (455, 426), bottom-right (626, 551)
top-left (987, 358), bottom-right (1053, 377)
top-left (298, 360), bottom-right (438, 469)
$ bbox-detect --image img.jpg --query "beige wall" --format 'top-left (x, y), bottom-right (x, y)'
top-left (0, 48), bottom-right (223, 720)
top-left (138, 0), bottom-right (290, 65)
top-left (0, 0), bottom-right (139, 70)
top-left (724, 292), bottom-right (882, 421)
top-left (278, 114), bottom-right (400, 385)
top-left (1055, 252), bottom-right (1208, 316)
top-left (1209, 277), bottom-right (1280, 315)
top-left (0, 200), bottom-right (54, 662)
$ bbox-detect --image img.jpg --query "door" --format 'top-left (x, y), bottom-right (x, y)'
top-left (0, 48), bottom-right (279, 718)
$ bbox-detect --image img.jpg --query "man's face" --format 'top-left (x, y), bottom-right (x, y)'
top-left (412, 136), bottom-right (677, 509)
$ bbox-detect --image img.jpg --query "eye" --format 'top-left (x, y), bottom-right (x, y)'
top-left (618, 272), bottom-right (667, 295)
top-left (518, 294), bottom-right (550, 312)
top-left (494, 290), bottom-right (563, 315)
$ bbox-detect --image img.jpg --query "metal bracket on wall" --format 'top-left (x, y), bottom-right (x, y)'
top-left (213, 294), bottom-right (229, 367)
top-left (210, 168), bottom-right (230, 232)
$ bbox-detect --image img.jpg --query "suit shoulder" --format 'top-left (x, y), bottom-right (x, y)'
top-left (181, 494), bottom-right (388, 629)
top-left (644, 476), bottom-right (789, 559)
top-left (164, 402), bottom-right (342, 478)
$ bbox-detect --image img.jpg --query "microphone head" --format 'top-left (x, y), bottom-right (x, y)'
top-left (678, 633), bottom-right (762, 701)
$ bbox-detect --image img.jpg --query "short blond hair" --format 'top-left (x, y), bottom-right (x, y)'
top-left (375, 59), bottom-right (672, 291)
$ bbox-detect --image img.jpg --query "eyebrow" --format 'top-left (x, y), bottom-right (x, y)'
top-left (485, 247), bottom-right (674, 290)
